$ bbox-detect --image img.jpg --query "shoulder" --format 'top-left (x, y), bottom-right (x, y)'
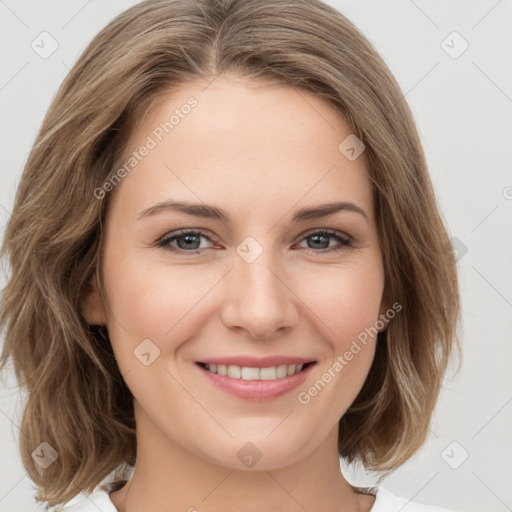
top-left (52, 484), bottom-right (458, 512)
top-left (49, 467), bottom-right (131, 511)
top-left (50, 485), bottom-right (117, 512)
top-left (370, 486), bottom-right (458, 512)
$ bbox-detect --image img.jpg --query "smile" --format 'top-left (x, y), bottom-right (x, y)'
top-left (198, 361), bottom-right (316, 381)
top-left (195, 361), bottom-right (317, 401)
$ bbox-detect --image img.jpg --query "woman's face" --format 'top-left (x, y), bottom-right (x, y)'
top-left (83, 74), bottom-right (389, 470)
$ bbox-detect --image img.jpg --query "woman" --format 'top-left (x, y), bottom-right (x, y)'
top-left (0, 0), bottom-right (461, 510)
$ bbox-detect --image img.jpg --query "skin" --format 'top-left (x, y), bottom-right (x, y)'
top-left (81, 74), bottom-right (389, 512)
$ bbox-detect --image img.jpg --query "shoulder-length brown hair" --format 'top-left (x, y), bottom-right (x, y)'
top-left (0, 0), bottom-right (461, 507)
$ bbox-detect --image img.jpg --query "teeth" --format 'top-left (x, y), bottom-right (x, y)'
top-left (204, 363), bottom-right (307, 380)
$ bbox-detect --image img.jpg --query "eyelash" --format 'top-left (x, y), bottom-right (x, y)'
top-left (156, 228), bottom-right (353, 255)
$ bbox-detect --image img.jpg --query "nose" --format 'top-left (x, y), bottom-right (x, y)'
top-left (220, 247), bottom-right (299, 340)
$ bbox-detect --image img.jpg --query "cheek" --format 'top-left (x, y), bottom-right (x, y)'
top-left (102, 249), bottom-right (219, 364)
top-left (293, 262), bottom-right (383, 405)
top-left (296, 259), bottom-right (384, 342)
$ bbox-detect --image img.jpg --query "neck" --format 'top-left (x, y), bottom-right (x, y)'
top-left (109, 406), bottom-right (375, 512)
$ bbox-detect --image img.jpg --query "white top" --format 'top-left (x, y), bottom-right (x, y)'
top-left (56, 484), bottom-right (457, 511)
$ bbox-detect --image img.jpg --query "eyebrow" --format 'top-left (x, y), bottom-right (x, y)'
top-left (136, 200), bottom-right (369, 224)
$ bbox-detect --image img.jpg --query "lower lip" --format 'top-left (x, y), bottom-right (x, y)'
top-left (196, 363), bottom-right (316, 401)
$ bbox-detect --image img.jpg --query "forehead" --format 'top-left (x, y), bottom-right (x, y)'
top-left (108, 75), bottom-right (373, 224)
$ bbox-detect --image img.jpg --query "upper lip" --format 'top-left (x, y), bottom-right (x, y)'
top-left (197, 356), bottom-right (316, 368)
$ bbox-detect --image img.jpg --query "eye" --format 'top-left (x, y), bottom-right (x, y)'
top-left (157, 228), bottom-right (353, 255)
top-left (294, 229), bottom-right (353, 254)
top-left (157, 229), bottom-right (216, 253)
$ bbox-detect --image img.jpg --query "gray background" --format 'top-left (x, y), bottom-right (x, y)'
top-left (1, 1), bottom-right (511, 511)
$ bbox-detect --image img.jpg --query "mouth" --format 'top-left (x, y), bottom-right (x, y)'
top-left (195, 359), bottom-right (317, 400)
top-left (196, 361), bottom-right (317, 381)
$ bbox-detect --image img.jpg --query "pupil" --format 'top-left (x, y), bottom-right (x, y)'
top-left (178, 234), bottom-right (200, 250)
top-left (309, 234), bottom-right (328, 249)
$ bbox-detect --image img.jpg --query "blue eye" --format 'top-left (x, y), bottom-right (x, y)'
top-left (157, 229), bottom-right (353, 254)
top-left (157, 229), bottom-right (214, 253)
top-left (296, 230), bottom-right (352, 253)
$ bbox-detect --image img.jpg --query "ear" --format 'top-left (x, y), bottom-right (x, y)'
top-left (80, 272), bottom-right (108, 325)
